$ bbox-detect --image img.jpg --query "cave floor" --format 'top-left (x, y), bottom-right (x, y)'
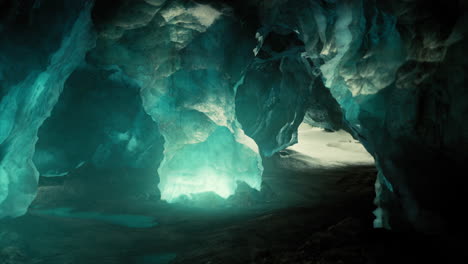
top-left (0, 150), bottom-right (465, 264)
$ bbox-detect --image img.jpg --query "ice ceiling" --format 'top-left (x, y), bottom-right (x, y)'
top-left (1, 0), bottom-right (468, 233)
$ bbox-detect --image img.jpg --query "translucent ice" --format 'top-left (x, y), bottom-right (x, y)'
top-left (90, 2), bottom-right (264, 201)
top-left (143, 65), bottom-right (263, 202)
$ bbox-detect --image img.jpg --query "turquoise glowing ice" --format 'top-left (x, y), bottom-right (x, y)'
top-left (142, 69), bottom-right (263, 202)
top-left (132, 5), bottom-right (264, 202)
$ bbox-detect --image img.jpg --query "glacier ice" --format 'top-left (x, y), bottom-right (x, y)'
top-left (236, 28), bottom-right (313, 157)
top-left (33, 66), bottom-right (164, 178)
top-left (0, 3), bottom-right (95, 217)
top-left (255, 0), bottom-right (468, 231)
top-left (1, 0), bottom-right (467, 233)
top-left (144, 68), bottom-right (263, 201)
top-left (89, 1), bottom-right (263, 202)
top-left (140, 18), bottom-right (263, 202)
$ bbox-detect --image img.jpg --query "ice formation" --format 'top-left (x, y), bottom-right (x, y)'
top-left (0, 2), bottom-right (95, 217)
top-left (1, 0), bottom-right (467, 233)
top-left (88, 1), bottom-right (263, 202)
top-left (33, 66), bottom-right (163, 178)
top-left (235, 28), bottom-right (313, 156)
top-left (256, 0), bottom-right (467, 231)
top-left (140, 12), bottom-right (263, 202)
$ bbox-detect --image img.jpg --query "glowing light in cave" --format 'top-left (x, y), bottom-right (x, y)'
top-left (159, 168), bottom-right (234, 201)
top-left (288, 123), bottom-right (374, 166)
top-left (157, 126), bottom-right (263, 202)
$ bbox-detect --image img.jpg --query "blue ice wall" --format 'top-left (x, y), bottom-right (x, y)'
top-left (0, 2), bottom-right (96, 217)
top-left (235, 28), bottom-right (313, 156)
top-left (87, 0), bottom-right (345, 202)
top-left (255, 0), bottom-right (405, 228)
top-left (142, 13), bottom-right (264, 202)
top-left (89, 1), bottom-right (264, 202)
top-left (1, 0), bottom-right (466, 232)
top-left (256, 0), bottom-right (468, 231)
top-left (33, 66), bottom-right (163, 177)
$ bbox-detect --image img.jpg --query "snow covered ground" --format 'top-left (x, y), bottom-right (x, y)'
top-left (288, 123), bottom-right (374, 167)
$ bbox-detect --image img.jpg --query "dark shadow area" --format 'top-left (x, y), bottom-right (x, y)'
top-left (1, 149), bottom-right (465, 263)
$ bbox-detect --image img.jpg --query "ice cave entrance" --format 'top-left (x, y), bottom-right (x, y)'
top-left (288, 123), bottom-right (374, 167)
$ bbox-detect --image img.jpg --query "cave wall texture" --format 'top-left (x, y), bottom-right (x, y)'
top-left (1, 0), bottom-right (467, 233)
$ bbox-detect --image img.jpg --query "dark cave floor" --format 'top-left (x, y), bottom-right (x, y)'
top-left (1, 150), bottom-right (466, 264)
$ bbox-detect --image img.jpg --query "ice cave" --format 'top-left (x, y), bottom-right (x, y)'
top-left (1, 0), bottom-right (468, 263)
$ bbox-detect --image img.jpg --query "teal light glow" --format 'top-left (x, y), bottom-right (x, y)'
top-left (141, 69), bottom-right (264, 203)
top-left (133, 10), bottom-right (265, 203)
top-left (158, 126), bottom-right (263, 202)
